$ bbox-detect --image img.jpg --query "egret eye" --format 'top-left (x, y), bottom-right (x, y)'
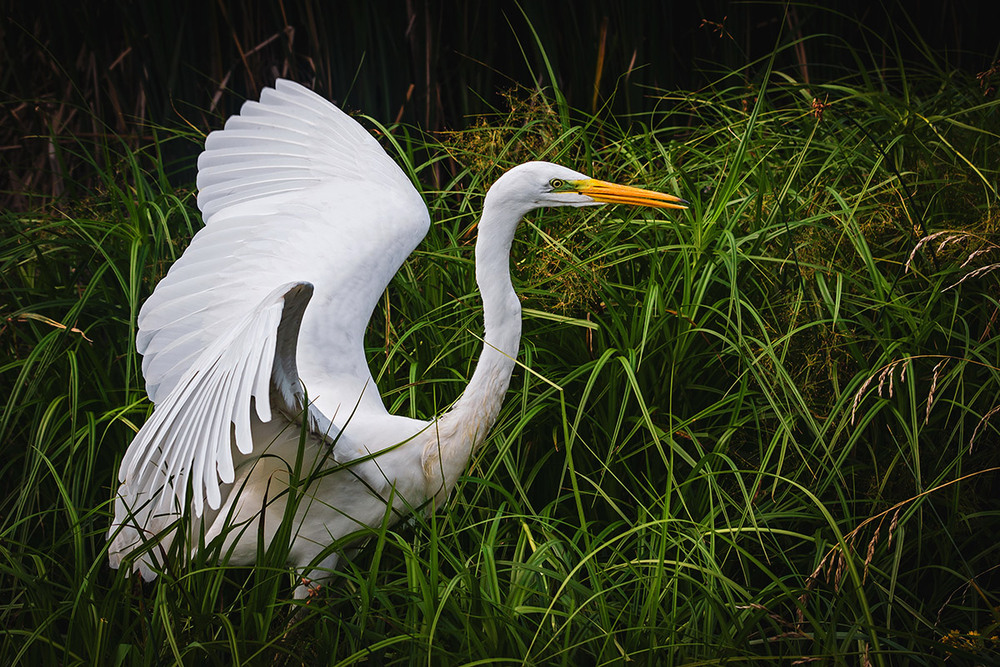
top-left (549, 178), bottom-right (565, 190)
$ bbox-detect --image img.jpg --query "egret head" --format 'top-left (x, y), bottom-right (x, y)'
top-left (485, 161), bottom-right (687, 215)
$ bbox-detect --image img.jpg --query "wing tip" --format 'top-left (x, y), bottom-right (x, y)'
top-left (107, 484), bottom-right (178, 582)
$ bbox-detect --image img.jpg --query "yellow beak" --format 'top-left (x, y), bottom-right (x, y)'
top-left (576, 178), bottom-right (687, 209)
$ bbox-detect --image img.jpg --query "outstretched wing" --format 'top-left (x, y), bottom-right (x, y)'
top-left (114, 80), bottom-right (430, 526)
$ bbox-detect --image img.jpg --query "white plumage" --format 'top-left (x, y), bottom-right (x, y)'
top-left (108, 79), bottom-right (684, 596)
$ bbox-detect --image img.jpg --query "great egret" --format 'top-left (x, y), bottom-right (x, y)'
top-left (108, 79), bottom-right (685, 597)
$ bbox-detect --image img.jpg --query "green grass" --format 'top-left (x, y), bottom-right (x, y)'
top-left (4, 38), bottom-right (1000, 666)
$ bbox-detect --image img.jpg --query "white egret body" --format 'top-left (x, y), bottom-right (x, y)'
top-left (108, 80), bottom-right (684, 596)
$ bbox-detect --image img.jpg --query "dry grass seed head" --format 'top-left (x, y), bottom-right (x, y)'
top-left (851, 358), bottom-right (907, 423)
top-left (442, 87), bottom-right (562, 178)
top-left (925, 357), bottom-right (949, 424)
top-left (519, 236), bottom-right (607, 315)
top-left (969, 403), bottom-right (1000, 453)
top-left (906, 211), bottom-right (1000, 285)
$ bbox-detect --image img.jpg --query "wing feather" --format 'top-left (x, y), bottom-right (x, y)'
top-left (112, 79), bottom-right (430, 568)
top-left (119, 284), bottom-right (287, 517)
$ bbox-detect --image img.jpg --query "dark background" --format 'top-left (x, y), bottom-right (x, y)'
top-left (2, 1), bottom-right (997, 206)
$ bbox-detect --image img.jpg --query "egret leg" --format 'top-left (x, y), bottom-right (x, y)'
top-left (291, 551), bottom-right (340, 600)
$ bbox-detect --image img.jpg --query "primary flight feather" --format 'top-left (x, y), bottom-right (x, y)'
top-left (108, 79), bottom-right (685, 596)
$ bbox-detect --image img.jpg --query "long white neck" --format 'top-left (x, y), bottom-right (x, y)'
top-left (425, 196), bottom-right (526, 495)
top-left (463, 202), bottom-right (523, 424)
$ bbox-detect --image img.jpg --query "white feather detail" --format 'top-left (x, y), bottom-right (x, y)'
top-left (196, 80), bottom-right (413, 223)
top-left (111, 79), bottom-right (430, 579)
top-left (118, 282), bottom-right (309, 518)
